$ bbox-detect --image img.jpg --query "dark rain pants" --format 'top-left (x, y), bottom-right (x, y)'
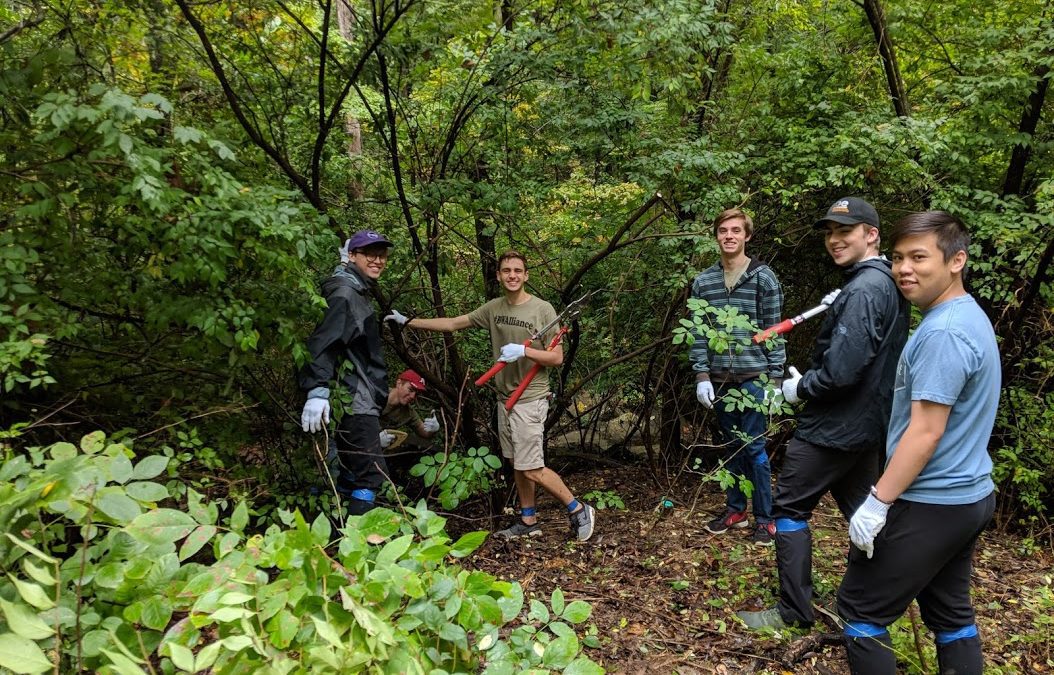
top-left (772, 437), bottom-right (881, 626)
top-left (836, 494), bottom-right (995, 675)
top-left (333, 413), bottom-right (388, 514)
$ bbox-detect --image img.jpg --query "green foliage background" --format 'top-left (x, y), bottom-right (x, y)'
top-left (2, 0), bottom-right (1051, 530)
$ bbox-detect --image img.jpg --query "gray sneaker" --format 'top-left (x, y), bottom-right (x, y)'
top-left (736, 607), bottom-right (786, 631)
top-left (495, 520), bottom-right (542, 539)
top-left (569, 504), bottom-right (596, 541)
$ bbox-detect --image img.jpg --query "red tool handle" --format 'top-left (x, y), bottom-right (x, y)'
top-left (474, 338), bottom-right (533, 386)
top-left (753, 318), bottom-right (795, 344)
top-left (504, 328), bottom-right (568, 410)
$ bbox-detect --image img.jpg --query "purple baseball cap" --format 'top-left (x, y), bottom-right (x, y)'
top-left (346, 229), bottom-right (394, 251)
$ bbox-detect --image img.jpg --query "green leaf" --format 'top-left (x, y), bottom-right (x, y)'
top-left (542, 633), bottom-right (579, 669)
top-left (194, 641), bottom-right (221, 671)
top-left (179, 525), bottom-right (217, 561)
top-left (126, 509), bottom-right (196, 546)
top-left (266, 610), bottom-right (299, 649)
top-left (3, 535), bottom-right (56, 564)
top-left (0, 632), bottom-right (53, 674)
top-left (562, 600), bottom-right (592, 624)
top-left (229, 501), bottom-right (248, 533)
top-left (216, 532), bottom-right (239, 558)
top-left (376, 534), bottom-right (414, 566)
top-left (20, 559), bottom-right (54, 586)
top-left (563, 655), bottom-right (605, 675)
top-left (165, 642), bottom-right (195, 672)
top-left (210, 607), bottom-right (252, 622)
top-left (125, 481), bottom-right (169, 502)
top-left (449, 531), bottom-right (487, 558)
top-left (49, 442), bottom-right (77, 461)
top-left (310, 512), bottom-right (331, 545)
top-left (80, 431), bottom-right (107, 454)
top-left (0, 600), bottom-right (54, 640)
top-left (140, 596), bottom-right (172, 631)
top-left (528, 599), bottom-right (549, 624)
top-left (96, 490), bottom-right (142, 524)
top-left (109, 453), bottom-right (133, 484)
top-left (7, 576), bottom-right (53, 610)
top-left (550, 587), bottom-right (565, 615)
top-left (98, 648), bottom-right (148, 675)
top-left (219, 592), bottom-right (254, 605)
top-left (131, 456), bottom-right (169, 480)
top-left (311, 616), bottom-right (345, 648)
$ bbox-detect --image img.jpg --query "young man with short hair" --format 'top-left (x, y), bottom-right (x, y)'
top-left (378, 369), bottom-right (441, 445)
top-left (837, 211), bottom-right (999, 675)
top-left (385, 251), bottom-right (596, 541)
top-left (739, 197), bottom-right (910, 629)
top-left (689, 208), bottom-right (785, 546)
top-left (300, 229), bottom-right (394, 515)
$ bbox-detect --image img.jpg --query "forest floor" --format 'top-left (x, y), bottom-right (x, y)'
top-left (450, 461), bottom-right (1054, 674)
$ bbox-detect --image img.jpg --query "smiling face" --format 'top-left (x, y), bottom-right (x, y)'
top-left (892, 232), bottom-right (966, 311)
top-left (823, 222), bottom-right (878, 267)
top-left (350, 244), bottom-right (390, 280)
top-left (715, 217), bottom-right (751, 259)
top-left (497, 256), bottom-right (528, 294)
top-left (393, 379), bottom-right (419, 406)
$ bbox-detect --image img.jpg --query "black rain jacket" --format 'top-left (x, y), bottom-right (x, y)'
top-left (793, 258), bottom-right (910, 451)
top-left (298, 264), bottom-right (388, 416)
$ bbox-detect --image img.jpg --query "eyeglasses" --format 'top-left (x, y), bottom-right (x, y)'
top-left (353, 249), bottom-right (389, 262)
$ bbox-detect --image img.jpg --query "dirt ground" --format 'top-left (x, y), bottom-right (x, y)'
top-left (456, 462), bottom-right (1054, 674)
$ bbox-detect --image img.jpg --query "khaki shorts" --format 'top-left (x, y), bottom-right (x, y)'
top-left (497, 397), bottom-right (547, 471)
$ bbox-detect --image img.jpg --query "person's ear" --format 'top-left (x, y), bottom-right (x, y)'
top-left (950, 249), bottom-right (967, 275)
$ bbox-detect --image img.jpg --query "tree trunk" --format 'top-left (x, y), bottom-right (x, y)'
top-left (1002, 61), bottom-right (1050, 197)
top-left (862, 0), bottom-right (910, 118)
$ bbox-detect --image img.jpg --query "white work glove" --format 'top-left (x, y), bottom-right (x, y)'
top-left (696, 381), bottom-right (715, 409)
top-left (301, 398), bottom-right (331, 433)
top-left (384, 309), bottom-right (409, 326)
top-left (379, 430), bottom-right (394, 449)
top-left (339, 238), bottom-right (351, 265)
top-left (821, 289), bottom-right (841, 307)
top-left (781, 366), bottom-right (803, 405)
top-left (498, 343), bottom-right (526, 363)
top-left (849, 491), bottom-right (892, 559)
top-left (422, 412), bottom-right (440, 433)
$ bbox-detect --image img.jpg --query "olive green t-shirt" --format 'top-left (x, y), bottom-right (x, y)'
top-left (467, 295), bottom-right (559, 402)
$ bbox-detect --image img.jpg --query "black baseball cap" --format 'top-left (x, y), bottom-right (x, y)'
top-left (813, 197), bottom-right (880, 229)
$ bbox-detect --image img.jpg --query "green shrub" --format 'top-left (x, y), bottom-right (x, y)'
top-left (410, 446), bottom-right (504, 510)
top-left (0, 431), bottom-right (602, 674)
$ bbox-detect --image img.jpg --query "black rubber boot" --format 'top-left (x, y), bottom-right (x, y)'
top-left (844, 632), bottom-right (896, 675)
top-left (346, 497), bottom-right (375, 516)
top-left (936, 636), bottom-right (982, 675)
top-left (775, 527), bottom-right (814, 626)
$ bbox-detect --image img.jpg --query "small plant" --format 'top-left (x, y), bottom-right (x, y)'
top-left (581, 489), bottom-right (626, 510)
top-left (410, 445), bottom-right (504, 509)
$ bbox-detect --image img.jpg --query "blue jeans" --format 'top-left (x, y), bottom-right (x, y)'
top-left (714, 380), bottom-right (773, 525)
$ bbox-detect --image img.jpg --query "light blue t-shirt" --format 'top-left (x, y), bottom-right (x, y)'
top-left (886, 295), bottom-right (1000, 504)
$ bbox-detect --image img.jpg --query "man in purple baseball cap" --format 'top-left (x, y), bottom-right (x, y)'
top-left (299, 229), bottom-right (395, 515)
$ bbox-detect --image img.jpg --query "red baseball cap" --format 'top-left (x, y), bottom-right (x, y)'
top-left (397, 369), bottom-right (426, 391)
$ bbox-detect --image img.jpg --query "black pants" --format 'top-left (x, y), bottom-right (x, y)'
top-left (772, 437), bottom-right (882, 625)
top-left (836, 494), bottom-right (995, 675)
top-left (332, 413), bottom-right (388, 496)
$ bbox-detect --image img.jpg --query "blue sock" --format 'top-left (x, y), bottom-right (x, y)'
top-left (521, 507), bottom-right (536, 517)
top-left (567, 499), bottom-right (580, 513)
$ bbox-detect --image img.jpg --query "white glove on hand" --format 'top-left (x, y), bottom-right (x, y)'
top-left (498, 343), bottom-right (526, 363)
top-left (422, 412), bottom-right (440, 434)
top-left (696, 381), bottom-right (715, 409)
top-left (301, 398), bottom-right (331, 433)
top-left (384, 309), bottom-right (409, 326)
top-left (379, 430), bottom-right (394, 449)
top-left (781, 366), bottom-right (803, 405)
top-left (822, 289), bottom-right (841, 307)
top-left (849, 491), bottom-right (892, 559)
top-left (339, 238), bottom-right (351, 265)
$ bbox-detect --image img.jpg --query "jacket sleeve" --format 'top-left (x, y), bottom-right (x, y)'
top-left (798, 286), bottom-right (885, 401)
top-left (298, 291), bottom-right (362, 395)
top-left (687, 275), bottom-right (711, 377)
top-left (760, 269), bottom-right (786, 378)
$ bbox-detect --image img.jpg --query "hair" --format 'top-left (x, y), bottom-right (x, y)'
top-left (891, 211), bottom-right (970, 262)
top-left (712, 208), bottom-right (754, 237)
top-left (497, 250), bottom-right (527, 269)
